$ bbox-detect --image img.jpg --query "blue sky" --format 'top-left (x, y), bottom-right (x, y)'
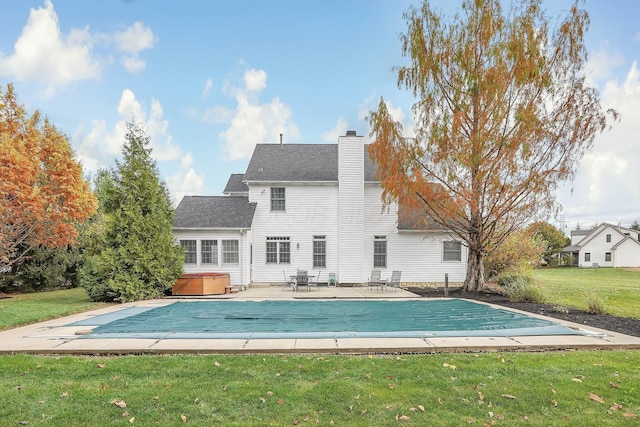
top-left (1, 0), bottom-right (638, 233)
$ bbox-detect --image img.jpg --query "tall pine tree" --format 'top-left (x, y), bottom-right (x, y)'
top-left (82, 123), bottom-right (183, 302)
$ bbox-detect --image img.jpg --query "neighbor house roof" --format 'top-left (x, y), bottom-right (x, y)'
top-left (243, 144), bottom-right (378, 182)
top-left (173, 196), bottom-right (256, 229)
top-left (223, 174), bottom-right (249, 194)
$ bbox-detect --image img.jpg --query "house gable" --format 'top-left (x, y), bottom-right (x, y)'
top-left (223, 174), bottom-right (249, 196)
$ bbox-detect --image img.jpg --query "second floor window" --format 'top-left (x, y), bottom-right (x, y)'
top-left (266, 237), bottom-right (290, 264)
top-left (271, 187), bottom-right (285, 211)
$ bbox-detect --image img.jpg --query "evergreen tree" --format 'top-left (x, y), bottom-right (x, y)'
top-left (81, 123), bottom-right (183, 302)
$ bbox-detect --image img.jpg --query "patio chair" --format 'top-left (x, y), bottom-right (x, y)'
top-left (386, 270), bottom-right (402, 292)
top-left (296, 269), bottom-right (310, 292)
top-left (367, 269), bottom-right (385, 292)
top-left (309, 270), bottom-right (321, 288)
top-left (328, 272), bottom-right (337, 287)
top-left (282, 270), bottom-right (296, 291)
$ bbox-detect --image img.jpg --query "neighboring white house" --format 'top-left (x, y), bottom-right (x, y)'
top-left (562, 223), bottom-right (640, 268)
top-left (172, 131), bottom-right (468, 287)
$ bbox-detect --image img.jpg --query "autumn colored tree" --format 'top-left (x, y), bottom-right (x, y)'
top-left (368, 0), bottom-right (617, 291)
top-left (81, 123), bottom-right (183, 302)
top-left (0, 84), bottom-right (96, 270)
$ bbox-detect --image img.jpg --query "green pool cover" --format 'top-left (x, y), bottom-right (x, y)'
top-left (74, 299), bottom-right (584, 339)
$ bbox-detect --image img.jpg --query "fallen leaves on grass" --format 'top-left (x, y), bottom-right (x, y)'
top-left (501, 394), bottom-right (517, 400)
top-left (111, 399), bottom-right (127, 408)
top-left (588, 393), bottom-right (605, 404)
top-left (443, 363), bottom-right (456, 370)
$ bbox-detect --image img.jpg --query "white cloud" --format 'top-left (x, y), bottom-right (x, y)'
top-left (559, 61), bottom-right (640, 226)
top-left (75, 89), bottom-right (182, 172)
top-left (0, 0), bottom-right (99, 95)
top-left (211, 67), bottom-right (300, 160)
top-left (244, 69), bottom-right (267, 92)
top-left (113, 21), bottom-right (155, 73)
top-left (322, 117), bottom-right (349, 143)
top-left (0, 1), bottom-right (155, 94)
top-left (202, 77), bottom-right (213, 98)
top-left (165, 153), bottom-right (205, 205)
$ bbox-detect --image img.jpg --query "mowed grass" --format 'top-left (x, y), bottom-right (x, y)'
top-left (1, 352), bottom-right (639, 426)
top-left (533, 268), bottom-right (640, 318)
top-left (0, 288), bottom-right (103, 331)
top-left (1, 277), bottom-right (639, 425)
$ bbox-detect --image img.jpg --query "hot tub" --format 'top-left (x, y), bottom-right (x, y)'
top-left (172, 273), bottom-right (230, 296)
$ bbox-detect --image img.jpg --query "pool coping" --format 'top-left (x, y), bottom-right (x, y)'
top-left (1, 286), bottom-right (639, 354)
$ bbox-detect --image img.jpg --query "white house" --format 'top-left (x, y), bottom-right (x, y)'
top-left (562, 223), bottom-right (640, 268)
top-left (172, 131), bottom-right (468, 287)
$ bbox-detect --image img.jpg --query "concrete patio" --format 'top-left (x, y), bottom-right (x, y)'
top-left (1, 285), bottom-right (639, 354)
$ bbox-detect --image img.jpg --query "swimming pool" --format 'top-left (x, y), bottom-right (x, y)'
top-left (71, 299), bottom-right (584, 339)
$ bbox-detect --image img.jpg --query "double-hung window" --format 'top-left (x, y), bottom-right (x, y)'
top-left (584, 252), bottom-right (591, 262)
top-left (606, 234), bottom-right (611, 243)
top-left (373, 236), bottom-right (387, 268)
top-left (313, 235), bottom-right (326, 268)
top-left (443, 241), bottom-right (462, 262)
top-left (222, 240), bottom-right (239, 264)
top-left (271, 187), bottom-right (286, 211)
top-left (201, 240), bottom-right (218, 264)
top-left (605, 252), bottom-right (612, 262)
top-left (266, 237), bottom-right (290, 264)
top-left (180, 240), bottom-right (197, 264)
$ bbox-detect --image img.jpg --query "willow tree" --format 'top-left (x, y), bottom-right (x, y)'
top-left (368, 0), bottom-right (616, 291)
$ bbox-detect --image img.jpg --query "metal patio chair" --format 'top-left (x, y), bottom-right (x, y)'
top-left (282, 270), bottom-right (296, 291)
top-left (386, 270), bottom-right (402, 292)
top-left (296, 269), bottom-right (309, 292)
top-left (367, 269), bottom-right (386, 292)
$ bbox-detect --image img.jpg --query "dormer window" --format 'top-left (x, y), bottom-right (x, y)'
top-left (271, 187), bottom-right (285, 211)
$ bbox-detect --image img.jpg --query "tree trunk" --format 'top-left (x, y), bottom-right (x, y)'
top-left (463, 247), bottom-right (486, 292)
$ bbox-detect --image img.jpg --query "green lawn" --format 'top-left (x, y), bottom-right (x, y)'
top-left (0, 280), bottom-right (639, 425)
top-left (1, 352), bottom-right (639, 426)
top-left (533, 268), bottom-right (640, 318)
top-left (0, 288), bottom-right (103, 331)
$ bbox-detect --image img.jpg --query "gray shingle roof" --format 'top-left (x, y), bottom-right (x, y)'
top-left (244, 144), bottom-right (378, 182)
top-left (173, 196), bottom-right (256, 229)
top-left (223, 174), bottom-right (248, 194)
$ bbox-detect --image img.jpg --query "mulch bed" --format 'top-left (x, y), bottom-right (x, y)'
top-left (406, 287), bottom-right (640, 338)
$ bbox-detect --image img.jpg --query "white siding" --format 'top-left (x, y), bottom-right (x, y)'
top-left (249, 184), bottom-right (340, 283)
top-left (613, 239), bottom-right (640, 267)
top-left (338, 134), bottom-right (365, 283)
top-left (388, 232), bottom-right (467, 282)
top-left (173, 229), bottom-right (250, 286)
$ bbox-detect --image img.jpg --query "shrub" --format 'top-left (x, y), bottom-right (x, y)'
top-left (501, 274), bottom-right (546, 303)
top-left (584, 291), bottom-right (606, 314)
top-left (485, 228), bottom-right (546, 279)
